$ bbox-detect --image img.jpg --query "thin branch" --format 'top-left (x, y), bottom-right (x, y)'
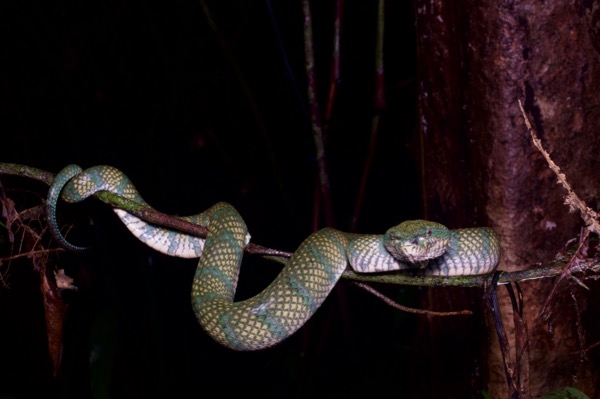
top-left (324, 0), bottom-right (342, 121)
top-left (485, 274), bottom-right (521, 399)
top-left (575, 338), bottom-right (600, 356)
top-left (0, 163), bottom-right (54, 185)
top-left (518, 99), bottom-right (600, 235)
top-left (99, 191), bottom-right (293, 258)
top-left (570, 287), bottom-right (588, 364)
top-left (0, 174), bottom-right (64, 375)
top-left (344, 258), bottom-right (600, 287)
top-left (302, 0), bottom-right (334, 227)
top-left (518, 99), bottom-right (600, 326)
top-left (506, 282), bottom-right (530, 397)
top-left (3, 163), bottom-right (600, 288)
top-left (1, 247), bottom-right (64, 262)
top-left (353, 281), bottom-right (472, 316)
top-left (540, 228), bottom-right (590, 320)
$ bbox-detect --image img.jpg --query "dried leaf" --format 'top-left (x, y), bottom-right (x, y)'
top-left (42, 269), bottom-right (67, 377)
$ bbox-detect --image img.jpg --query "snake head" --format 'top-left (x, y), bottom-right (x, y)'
top-left (383, 220), bottom-right (450, 265)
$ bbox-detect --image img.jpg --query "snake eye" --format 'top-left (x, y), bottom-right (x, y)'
top-left (425, 228), bottom-right (432, 237)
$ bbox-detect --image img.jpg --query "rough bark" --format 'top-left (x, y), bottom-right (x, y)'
top-left (416, 0), bottom-right (600, 397)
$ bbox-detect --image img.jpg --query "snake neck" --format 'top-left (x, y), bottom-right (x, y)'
top-left (347, 234), bottom-right (412, 273)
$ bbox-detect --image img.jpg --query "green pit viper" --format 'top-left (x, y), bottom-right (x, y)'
top-left (47, 164), bottom-right (501, 351)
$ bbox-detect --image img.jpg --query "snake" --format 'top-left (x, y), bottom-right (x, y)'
top-left (46, 164), bottom-right (501, 351)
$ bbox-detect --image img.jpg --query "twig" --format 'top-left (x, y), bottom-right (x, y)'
top-left (353, 281), bottom-right (472, 316)
top-left (539, 228), bottom-right (590, 320)
top-left (575, 339), bottom-right (600, 356)
top-left (3, 163), bottom-right (600, 288)
top-left (324, 0), bottom-right (342, 121)
top-left (485, 273), bottom-right (521, 399)
top-left (570, 288), bottom-right (588, 363)
top-left (302, 0), bottom-right (334, 227)
top-left (1, 247), bottom-right (64, 262)
top-left (518, 99), bottom-right (600, 235)
top-left (343, 258), bottom-right (600, 286)
top-left (506, 282), bottom-right (530, 397)
top-left (518, 99), bottom-right (600, 322)
top-left (0, 175), bottom-right (64, 375)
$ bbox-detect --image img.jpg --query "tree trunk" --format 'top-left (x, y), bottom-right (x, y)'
top-left (416, 0), bottom-right (600, 397)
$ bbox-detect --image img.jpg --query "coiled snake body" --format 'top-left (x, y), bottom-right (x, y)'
top-left (47, 165), bottom-right (500, 351)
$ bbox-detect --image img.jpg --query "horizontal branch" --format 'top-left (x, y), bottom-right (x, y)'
top-left (2, 162), bottom-right (599, 288)
top-left (343, 258), bottom-right (600, 287)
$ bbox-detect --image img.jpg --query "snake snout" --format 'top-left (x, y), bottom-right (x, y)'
top-left (403, 239), bottom-right (448, 262)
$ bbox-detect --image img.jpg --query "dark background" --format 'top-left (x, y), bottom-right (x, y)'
top-left (0, 1), bottom-right (484, 398)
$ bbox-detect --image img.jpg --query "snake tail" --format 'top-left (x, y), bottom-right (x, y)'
top-left (46, 164), bottom-right (88, 252)
top-left (47, 165), bottom-right (206, 258)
